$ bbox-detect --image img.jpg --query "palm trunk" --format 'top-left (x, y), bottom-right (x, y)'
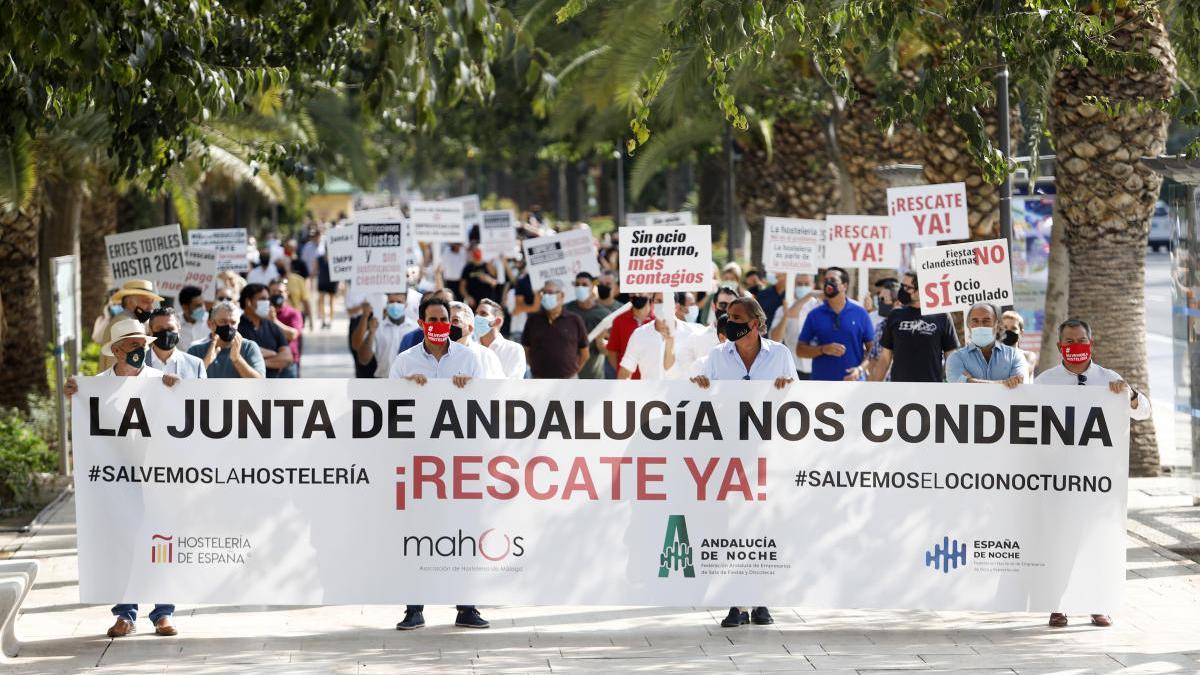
top-left (38, 177), bottom-right (83, 343)
top-left (0, 205), bottom-right (48, 411)
top-left (1050, 9), bottom-right (1176, 476)
top-left (80, 174), bottom-right (119, 332)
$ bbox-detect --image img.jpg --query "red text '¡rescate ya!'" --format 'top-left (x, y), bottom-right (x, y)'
top-left (393, 455), bottom-right (767, 510)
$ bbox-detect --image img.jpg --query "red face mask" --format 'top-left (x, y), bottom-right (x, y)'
top-left (423, 321), bottom-right (450, 344)
top-left (471, 250), bottom-right (483, 262)
top-left (1060, 342), bottom-right (1091, 365)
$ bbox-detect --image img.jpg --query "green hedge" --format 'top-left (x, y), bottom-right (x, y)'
top-left (0, 406), bottom-right (57, 510)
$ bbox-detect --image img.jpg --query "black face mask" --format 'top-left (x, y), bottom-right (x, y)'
top-left (723, 319), bottom-right (753, 342)
top-left (449, 325), bottom-right (464, 342)
top-left (596, 285), bottom-right (613, 300)
top-left (1001, 330), bottom-right (1020, 347)
top-left (630, 296), bottom-right (650, 310)
top-left (215, 324), bottom-right (237, 343)
top-left (270, 294), bottom-right (286, 307)
top-left (878, 303), bottom-right (893, 318)
top-left (823, 282), bottom-right (839, 298)
top-left (152, 330), bottom-right (180, 351)
top-left (897, 288), bottom-right (914, 306)
top-left (132, 307), bottom-right (152, 322)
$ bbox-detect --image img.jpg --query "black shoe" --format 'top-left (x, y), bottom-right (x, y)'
top-left (455, 608), bottom-right (490, 629)
top-left (720, 607), bottom-right (749, 627)
top-left (750, 606), bottom-right (774, 625)
top-left (396, 610), bottom-right (425, 630)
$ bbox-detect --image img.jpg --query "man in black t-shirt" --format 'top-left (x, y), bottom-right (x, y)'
top-left (870, 272), bottom-right (959, 382)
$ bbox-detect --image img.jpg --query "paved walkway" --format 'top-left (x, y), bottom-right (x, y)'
top-left (3, 317), bottom-right (1199, 673)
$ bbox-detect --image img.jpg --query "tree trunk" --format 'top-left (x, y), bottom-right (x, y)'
top-left (0, 206), bottom-right (48, 411)
top-left (1037, 216), bottom-right (1069, 374)
top-left (80, 175), bottom-right (119, 333)
top-left (1050, 8), bottom-right (1175, 476)
top-left (38, 177), bottom-right (84, 343)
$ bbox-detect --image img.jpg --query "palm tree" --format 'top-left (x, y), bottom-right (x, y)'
top-left (0, 128), bottom-right (47, 411)
top-left (1050, 7), bottom-right (1176, 476)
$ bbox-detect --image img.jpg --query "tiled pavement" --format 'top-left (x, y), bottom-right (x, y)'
top-left (3, 319), bottom-right (1199, 673)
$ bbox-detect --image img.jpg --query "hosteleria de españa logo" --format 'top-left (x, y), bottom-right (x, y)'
top-left (151, 534), bottom-right (174, 564)
top-left (658, 515), bottom-right (694, 578)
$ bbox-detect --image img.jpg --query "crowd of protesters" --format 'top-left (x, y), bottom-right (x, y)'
top-left (68, 207), bottom-right (1150, 637)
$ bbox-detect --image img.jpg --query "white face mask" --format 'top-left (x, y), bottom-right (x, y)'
top-left (795, 285), bottom-right (812, 299)
top-left (685, 306), bottom-right (699, 323)
top-left (652, 303), bottom-right (666, 317)
top-left (574, 286), bottom-right (591, 303)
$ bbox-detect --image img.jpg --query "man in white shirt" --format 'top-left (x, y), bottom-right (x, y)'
top-left (768, 273), bottom-right (820, 379)
top-left (476, 299), bottom-right (526, 378)
top-left (1035, 318), bottom-right (1150, 630)
top-left (63, 318), bottom-right (180, 639)
top-left (691, 296), bottom-right (794, 630)
top-left (176, 286), bottom-right (210, 349)
top-left (145, 308), bottom-right (207, 378)
top-left (389, 297), bottom-right (488, 631)
top-left (619, 293), bottom-right (718, 380)
top-left (439, 242), bottom-right (469, 296)
top-left (449, 301), bottom-right (504, 378)
top-left (354, 292), bottom-right (420, 378)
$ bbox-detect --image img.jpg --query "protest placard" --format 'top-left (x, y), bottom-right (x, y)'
top-left (410, 200), bottom-right (466, 242)
top-left (888, 182), bottom-right (969, 243)
top-left (187, 228), bottom-right (249, 272)
top-left (626, 211), bottom-right (694, 228)
top-left (325, 224), bottom-right (357, 282)
top-left (762, 217), bottom-right (824, 274)
top-left (351, 211), bottom-right (407, 293)
top-left (480, 210), bottom-right (518, 259)
top-left (74, 377), bottom-right (1129, 611)
top-left (452, 193), bottom-right (482, 233)
top-left (823, 215), bottom-right (900, 268)
top-left (522, 229), bottom-right (600, 291)
top-left (912, 238), bottom-right (1014, 314)
top-left (157, 246), bottom-right (218, 301)
top-left (105, 224), bottom-right (186, 294)
top-left (619, 225), bottom-right (713, 293)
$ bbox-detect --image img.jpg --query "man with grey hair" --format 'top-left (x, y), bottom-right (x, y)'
top-left (944, 301), bottom-right (1025, 387)
top-left (522, 279), bottom-right (589, 378)
top-left (186, 300), bottom-right (266, 378)
top-left (449, 300), bottom-right (504, 378)
top-left (1034, 317), bottom-right (1148, 629)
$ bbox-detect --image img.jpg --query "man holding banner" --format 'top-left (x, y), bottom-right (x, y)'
top-left (388, 295), bottom-right (488, 630)
top-left (96, 280), bottom-right (163, 371)
top-left (946, 303), bottom-right (1026, 386)
top-left (64, 319), bottom-right (181, 638)
top-left (691, 295), bottom-right (793, 627)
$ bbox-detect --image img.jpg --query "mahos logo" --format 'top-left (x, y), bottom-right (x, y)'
top-left (403, 529), bottom-right (526, 561)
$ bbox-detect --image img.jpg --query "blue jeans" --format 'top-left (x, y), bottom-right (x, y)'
top-left (111, 604), bottom-right (174, 622)
top-left (277, 363), bottom-right (298, 378)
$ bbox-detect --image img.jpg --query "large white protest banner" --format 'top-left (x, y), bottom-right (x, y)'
top-left (619, 225), bottom-right (713, 293)
top-left (74, 378), bottom-right (1127, 611)
top-left (410, 200), bottom-right (466, 243)
top-left (325, 224), bottom-right (357, 282)
top-left (522, 229), bottom-right (600, 291)
top-left (823, 215), bottom-right (900, 268)
top-left (912, 238), bottom-right (1014, 314)
top-left (888, 182), bottom-right (969, 243)
top-left (351, 209), bottom-right (407, 293)
top-left (158, 246), bottom-right (218, 301)
top-left (188, 228), bottom-right (249, 273)
top-left (480, 210), bottom-right (518, 259)
top-left (105, 225), bottom-right (186, 293)
top-left (762, 217), bottom-right (824, 274)
top-left (626, 212), bottom-right (694, 228)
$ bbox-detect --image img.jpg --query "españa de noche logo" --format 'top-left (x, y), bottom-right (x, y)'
top-left (151, 534), bottom-right (252, 565)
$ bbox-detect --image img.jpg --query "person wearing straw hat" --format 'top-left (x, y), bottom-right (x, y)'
top-left (95, 280), bottom-right (164, 371)
top-left (63, 318), bottom-right (180, 637)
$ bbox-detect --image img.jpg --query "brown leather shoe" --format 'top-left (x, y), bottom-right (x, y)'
top-left (107, 618), bottom-right (135, 638)
top-left (1048, 612), bottom-right (1068, 628)
top-left (1090, 614), bottom-right (1112, 627)
top-left (155, 617), bottom-right (178, 636)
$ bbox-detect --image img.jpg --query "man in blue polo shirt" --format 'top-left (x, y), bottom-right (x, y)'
top-left (795, 267), bottom-right (874, 381)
